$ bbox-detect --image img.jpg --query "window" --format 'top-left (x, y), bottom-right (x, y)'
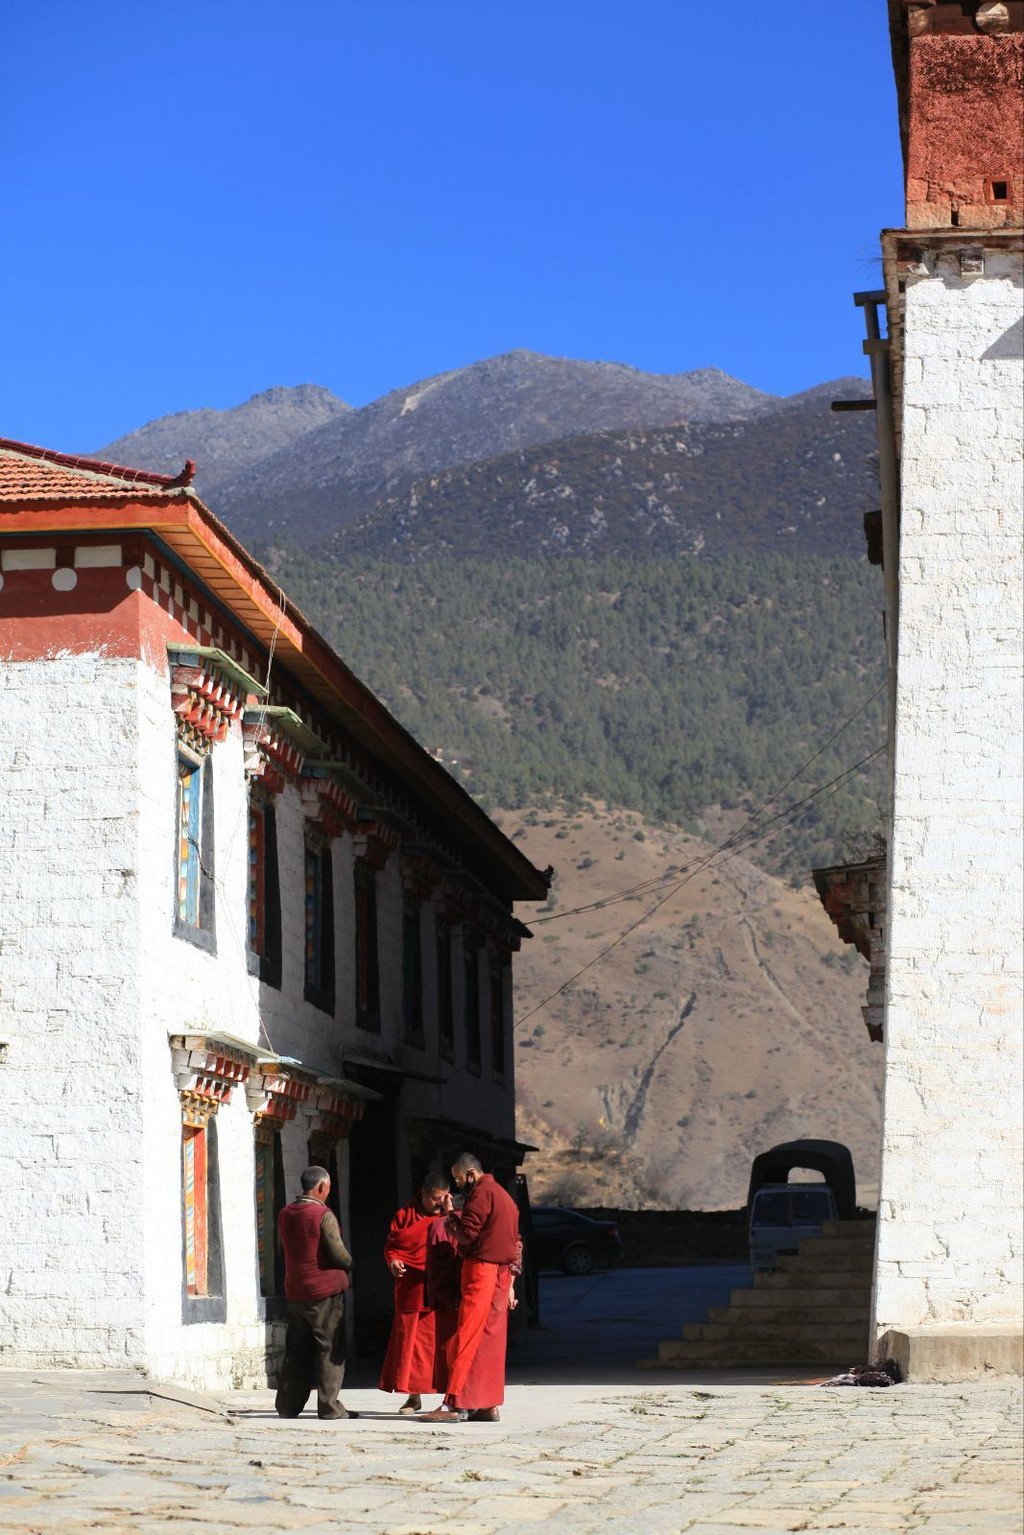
top-left (183, 1124), bottom-right (208, 1296)
top-left (437, 924), bottom-right (454, 1060)
top-left (255, 1127), bottom-right (286, 1298)
top-left (490, 961), bottom-right (508, 1080)
top-left (464, 943), bottom-right (481, 1074)
top-left (355, 863), bottom-right (380, 1029)
top-left (181, 1115), bottom-right (224, 1322)
top-left (304, 841), bottom-right (335, 1014)
top-left (403, 904), bottom-right (424, 1045)
top-left (174, 750), bottom-right (215, 950)
top-left (247, 799), bottom-right (281, 988)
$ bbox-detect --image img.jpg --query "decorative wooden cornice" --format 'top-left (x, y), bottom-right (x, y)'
top-left (243, 1055), bottom-right (380, 1137)
top-left (169, 646), bottom-right (259, 746)
top-left (301, 771), bottom-right (360, 838)
top-left (812, 855), bottom-right (888, 1044)
top-left (242, 705), bottom-right (321, 793)
top-left (401, 853), bottom-right (444, 901)
top-left (170, 1032), bottom-right (258, 1127)
top-left (353, 817), bottom-right (401, 872)
top-left (245, 1060), bottom-right (316, 1126)
top-left (309, 1083), bottom-right (369, 1141)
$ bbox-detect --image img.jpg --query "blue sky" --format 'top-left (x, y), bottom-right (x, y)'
top-left (1, 2), bottom-right (902, 450)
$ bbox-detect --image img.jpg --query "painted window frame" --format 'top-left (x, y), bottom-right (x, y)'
top-left (181, 1116), bottom-right (225, 1324)
top-left (173, 747), bottom-right (216, 954)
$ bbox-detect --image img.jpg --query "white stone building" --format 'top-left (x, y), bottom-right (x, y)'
top-left (824, 2), bottom-right (1023, 1380)
top-left (0, 443), bottom-right (548, 1388)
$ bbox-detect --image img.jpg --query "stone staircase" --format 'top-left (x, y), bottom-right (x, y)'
top-left (657, 1218), bottom-right (876, 1367)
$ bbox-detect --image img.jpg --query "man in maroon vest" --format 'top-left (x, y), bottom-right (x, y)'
top-left (275, 1164), bottom-right (356, 1420)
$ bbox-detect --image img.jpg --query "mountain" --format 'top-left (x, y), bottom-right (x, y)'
top-left (206, 354), bottom-right (868, 547)
top-left (91, 354), bottom-right (874, 557)
top-left (506, 805), bottom-right (884, 1211)
top-left (306, 391), bottom-right (877, 564)
top-left (92, 384), bottom-right (351, 498)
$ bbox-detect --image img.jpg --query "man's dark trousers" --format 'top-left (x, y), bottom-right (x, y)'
top-left (275, 1291), bottom-right (347, 1418)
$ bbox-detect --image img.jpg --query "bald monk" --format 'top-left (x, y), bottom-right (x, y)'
top-left (379, 1173), bottom-right (451, 1413)
top-left (420, 1153), bottom-right (520, 1424)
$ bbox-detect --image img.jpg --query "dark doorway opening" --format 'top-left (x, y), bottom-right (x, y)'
top-left (346, 1071), bottom-right (401, 1358)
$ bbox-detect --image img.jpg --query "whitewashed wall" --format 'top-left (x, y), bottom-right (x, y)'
top-left (0, 655), bottom-right (147, 1370)
top-left (0, 643), bottom-right (522, 1386)
top-left (135, 663), bottom-right (269, 1388)
top-left (876, 250), bottom-right (1024, 1339)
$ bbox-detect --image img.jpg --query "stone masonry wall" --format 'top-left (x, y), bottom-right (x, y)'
top-left (0, 654), bottom-right (146, 1369)
top-left (875, 251), bottom-right (1024, 1337)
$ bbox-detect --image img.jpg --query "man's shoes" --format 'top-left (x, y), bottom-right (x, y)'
top-left (419, 1406), bottom-right (469, 1422)
top-left (318, 1405), bottom-right (358, 1420)
top-left (469, 1407), bottom-right (500, 1422)
top-left (398, 1394), bottom-right (422, 1414)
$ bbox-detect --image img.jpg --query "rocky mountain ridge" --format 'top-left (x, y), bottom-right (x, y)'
top-left (91, 353), bottom-right (873, 554)
top-left (92, 383), bottom-right (351, 497)
top-left (309, 393), bottom-right (877, 564)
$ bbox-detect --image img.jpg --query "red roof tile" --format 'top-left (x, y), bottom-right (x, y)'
top-left (0, 438), bottom-right (194, 503)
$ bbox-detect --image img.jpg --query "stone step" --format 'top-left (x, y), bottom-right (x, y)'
top-left (779, 1247), bottom-right (874, 1270)
top-left (658, 1338), bottom-right (861, 1366)
top-left (684, 1321), bottom-right (868, 1345)
top-left (822, 1220), bottom-right (877, 1240)
top-left (729, 1286), bottom-right (868, 1309)
top-left (755, 1270), bottom-right (873, 1291)
top-left (707, 1306), bottom-right (869, 1330)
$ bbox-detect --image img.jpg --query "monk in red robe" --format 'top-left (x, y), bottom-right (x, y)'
top-left (379, 1174), bottom-right (450, 1413)
top-left (421, 1153), bottom-right (520, 1423)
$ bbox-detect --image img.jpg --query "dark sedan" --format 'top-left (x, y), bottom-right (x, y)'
top-left (528, 1206), bottom-right (622, 1275)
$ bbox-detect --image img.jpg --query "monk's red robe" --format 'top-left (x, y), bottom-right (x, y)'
top-left (424, 1215), bottom-right (461, 1395)
top-left (439, 1177), bottom-right (520, 1411)
top-left (378, 1202), bottom-right (436, 1395)
top-left (444, 1257), bottom-right (512, 1410)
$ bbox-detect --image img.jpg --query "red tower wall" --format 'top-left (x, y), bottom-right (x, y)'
top-left (906, 31), bottom-right (1023, 229)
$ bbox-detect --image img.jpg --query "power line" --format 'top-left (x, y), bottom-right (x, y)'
top-left (513, 742), bottom-right (885, 1030)
top-left (529, 681), bottom-right (886, 927)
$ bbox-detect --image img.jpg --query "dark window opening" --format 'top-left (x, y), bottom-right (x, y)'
top-left (490, 962), bottom-right (508, 1080)
top-left (464, 944), bottom-right (481, 1074)
top-left (255, 1127), bottom-right (287, 1297)
top-left (987, 178), bottom-right (1010, 203)
top-left (403, 904), bottom-right (425, 1046)
top-left (304, 841), bottom-right (335, 1014)
top-left (248, 799), bottom-right (282, 988)
top-left (437, 926), bottom-right (454, 1060)
top-left (355, 864), bottom-right (381, 1030)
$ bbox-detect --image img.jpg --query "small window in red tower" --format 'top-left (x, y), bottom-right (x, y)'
top-left (985, 178), bottom-right (1011, 204)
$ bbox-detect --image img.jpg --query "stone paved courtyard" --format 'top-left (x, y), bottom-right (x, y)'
top-left (1, 1369), bottom-right (1021, 1535)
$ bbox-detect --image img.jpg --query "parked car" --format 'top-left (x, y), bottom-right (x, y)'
top-left (529, 1207), bottom-right (622, 1275)
top-left (748, 1182), bottom-right (838, 1270)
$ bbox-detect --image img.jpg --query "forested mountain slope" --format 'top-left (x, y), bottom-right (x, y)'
top-left (270, 552), bottom-right (886, 881)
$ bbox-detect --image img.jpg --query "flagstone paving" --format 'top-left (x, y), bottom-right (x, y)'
top-left (0, 1371), bottom-right (1020, 1534)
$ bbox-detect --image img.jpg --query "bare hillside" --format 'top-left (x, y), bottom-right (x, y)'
top-left (507, 806), bottom-right (883, 1211)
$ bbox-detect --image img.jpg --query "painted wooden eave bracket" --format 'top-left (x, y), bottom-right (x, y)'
top-left (167, 645), bottom-right (267, 700)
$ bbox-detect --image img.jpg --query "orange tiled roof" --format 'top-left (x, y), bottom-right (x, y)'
top-left (0, 438), bottom-right (194, 502)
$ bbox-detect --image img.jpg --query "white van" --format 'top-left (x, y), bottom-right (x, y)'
top-left (748, 1182), bottom-right (838, 1270)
